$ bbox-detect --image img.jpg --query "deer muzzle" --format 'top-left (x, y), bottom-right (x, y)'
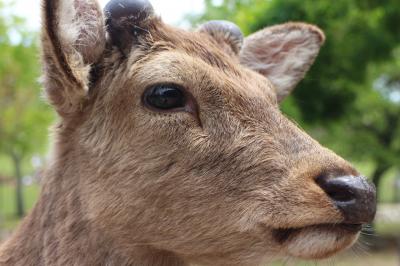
top-left (316, 175), bottom-right (377, 224)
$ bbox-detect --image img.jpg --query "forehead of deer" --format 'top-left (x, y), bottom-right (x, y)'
top-left (129, 51), bottom-right (276, 111)
top-left (134, 21), bottom-right (242, 72)
top-left (113, 22), bottom-right (277, 103)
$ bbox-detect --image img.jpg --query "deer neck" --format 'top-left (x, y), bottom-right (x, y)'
top-left (0, 153), bottom-right (187, 266)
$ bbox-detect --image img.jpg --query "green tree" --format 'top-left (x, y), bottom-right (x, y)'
top-left (0, 2), bottom-right (53, 217)
top-left (191, 0), bottom-right (400, 197)
top-left (349, 47), bottom-right (400, 187)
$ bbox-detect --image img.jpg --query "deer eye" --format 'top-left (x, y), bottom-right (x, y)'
top-left (143, 84), bottom-right (186, 111)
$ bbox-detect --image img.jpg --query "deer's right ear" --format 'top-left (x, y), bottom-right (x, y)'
top-left (42, 0), bottom-right (106, 116)
top-left (104, 0), bottom-right (155, 55)
top-left (239, 23), bottom-right (325, 103)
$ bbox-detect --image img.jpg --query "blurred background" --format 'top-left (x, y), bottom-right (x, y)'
top-left (0, 0), bottom-right (399, 265)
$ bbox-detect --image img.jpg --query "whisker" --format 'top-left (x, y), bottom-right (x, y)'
top-left (351, 242), bottom-right (373, 266)
top-left (281, 256), bottom-right (291, 266)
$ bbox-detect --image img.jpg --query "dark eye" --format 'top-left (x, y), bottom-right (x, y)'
top-left (143, 84), bottom-right (186, 110)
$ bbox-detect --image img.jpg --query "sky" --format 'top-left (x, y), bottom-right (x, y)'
top-left (4, 0), bottom-right (205, 30)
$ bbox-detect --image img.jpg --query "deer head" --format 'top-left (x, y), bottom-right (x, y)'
top-left (38, 0), bottom-right (376, 265)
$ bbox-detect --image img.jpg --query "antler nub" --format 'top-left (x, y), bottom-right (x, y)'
top-left (198, 20), bottom-right (244, 55)
top-left (104, 0), bottom-right (154, 52)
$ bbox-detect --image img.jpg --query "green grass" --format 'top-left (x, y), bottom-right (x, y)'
top-left (0, 184), bottom-right (40, 229)
top-left (376, 222), bottom-right (400, 236)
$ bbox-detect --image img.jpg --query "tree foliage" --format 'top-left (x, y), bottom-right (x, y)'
top-left (0, 1), bottom-right (53, 216)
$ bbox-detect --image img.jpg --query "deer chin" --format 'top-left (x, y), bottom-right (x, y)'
top-left (273, 223), bottom-right (361, 260)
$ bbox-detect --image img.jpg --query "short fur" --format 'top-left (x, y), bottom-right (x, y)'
top-left (0, 1), bottom-right (363, 265)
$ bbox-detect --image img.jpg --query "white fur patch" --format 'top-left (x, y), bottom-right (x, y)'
top-left (58, 0), bottom-right (80, 47)
top-left (286, 226), bottom-right (358, 259)
top-left (57, 0), bottom-right (105, 64)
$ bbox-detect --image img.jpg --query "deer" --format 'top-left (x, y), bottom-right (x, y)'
top-left (0, 0), bottom-right (376, 265)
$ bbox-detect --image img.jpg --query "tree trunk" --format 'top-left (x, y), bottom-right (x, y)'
top-left (11, 153), bottom-right (25, 218)
top-left (394, 171), bottom-right (400, 203)
top-left (371, 163), bottom-right (388, 197)
top-left (397, 238), bottom-right (400, 266)
top-left (365, 163), bottom-right (388, 239)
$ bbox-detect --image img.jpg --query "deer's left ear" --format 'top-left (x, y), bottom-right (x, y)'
top-left (240, 23), bottom-right (325, 102)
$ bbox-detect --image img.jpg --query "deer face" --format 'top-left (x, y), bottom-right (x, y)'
top-left (42, 0), bottom-right (376, 265)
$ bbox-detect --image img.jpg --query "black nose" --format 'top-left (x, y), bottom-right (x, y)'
top-left (316, 175), bottom-right (377, 224)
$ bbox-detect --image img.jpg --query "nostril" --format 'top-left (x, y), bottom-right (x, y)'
top-left (320, 179), bottom-right (355, 203)
top-left (316, 174), bottom-right (377, 224)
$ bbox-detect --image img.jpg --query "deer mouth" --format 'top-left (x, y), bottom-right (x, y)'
top-left (272, 223), bottom-right (362, 259)
top-left (273, 223), bottom-right (361, 243)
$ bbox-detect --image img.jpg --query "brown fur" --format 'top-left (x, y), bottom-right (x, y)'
top-left (0, 1), bottom-right (363, 265)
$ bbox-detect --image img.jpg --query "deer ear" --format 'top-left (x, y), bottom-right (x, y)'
top-left (198, 20), bottom-right (244, 57)
top-left (239, 23), bottom-right (325, 102)
top-left (42, 0), bottom-right (106, 116)
top-left (104, 0), bottom-right (155, 55)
